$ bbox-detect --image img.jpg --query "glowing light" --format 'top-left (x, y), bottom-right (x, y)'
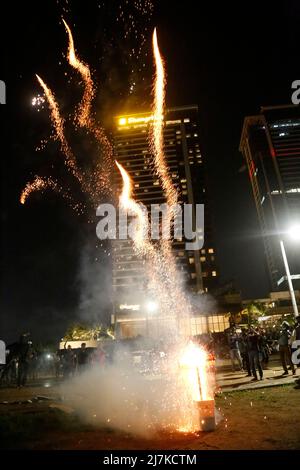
top-left (115, 160), bottom-right (149, 251)
top-left (287, 224), bottom-right (300, 241)
top-left (151, 28), bottom-right (177, 208)
top-left (119, 117), bottom-right (127, 125)
top-left (146, 301), bottom-right (158, 313)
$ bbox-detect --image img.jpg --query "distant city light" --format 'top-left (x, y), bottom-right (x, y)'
top-left (31, 94), bottom-right (45, 109)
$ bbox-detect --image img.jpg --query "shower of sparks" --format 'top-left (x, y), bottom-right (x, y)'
top-left (63, 18), bottom-right (113, 194)
top-left (35, 74), bottom-right (83, 183)
top-left (179, 342), bottom-right (213, 402)
top-left (151, 28), bottom-right (177, 209)
top-left (20, 175), bottom-right (85, 214)
top-left (62, 18), bottom-right (94, 128)
top-left (21, 13), bottom-right (216, 434)
top-left (20, 176), bottom-right (58, 205)
top-left (115, 160), bottom-right (150, 252)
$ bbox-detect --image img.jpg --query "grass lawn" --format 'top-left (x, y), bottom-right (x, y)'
top-left (0, 383), bottom-right (299, 449)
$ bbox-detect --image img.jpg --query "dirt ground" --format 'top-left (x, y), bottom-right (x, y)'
top-left (0, 383), bottom-right (300, 450)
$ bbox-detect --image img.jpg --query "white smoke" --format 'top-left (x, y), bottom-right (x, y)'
top-left (60, 345), bottom-right (201, 438)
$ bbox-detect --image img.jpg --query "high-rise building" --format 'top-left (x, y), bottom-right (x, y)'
top-left (111, 105), bottom-right (219, 324)
top-left (240, 105), bottom-right (300, 291)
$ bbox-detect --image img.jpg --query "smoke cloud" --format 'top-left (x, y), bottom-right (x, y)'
top-left (60, 344), bottom-right (200, 438)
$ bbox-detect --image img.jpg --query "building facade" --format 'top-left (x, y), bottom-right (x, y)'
top-left (240, 105), bottom-right (300, 291)
top-left (111, 105), bottom-right (219, 336)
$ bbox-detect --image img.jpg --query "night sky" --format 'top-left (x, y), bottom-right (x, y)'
top-left (1, 1), bottom-right (300, 343)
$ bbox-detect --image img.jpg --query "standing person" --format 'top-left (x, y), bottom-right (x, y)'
top-left (228, 329), bottom-right (243, 371)
top-left (259, 329), bottom-right (270, 367)
top-left (93, 345), bottom-right (106, 367)
top-left (54, 351), bottom-right (61, 378)
top-left (17, 334), bottom-right (30, 388)
top-left (77, 343), bottom-right (89, 372)
top-left (63, 345), bottom-right (75, 378)
top-left (239, 329), bottom-right (251, 376)
top-left (247, 328), bottom-right (263, 381)
top-left (291, 317), bottom-right (300, 367)
top-left (278, 322), bottom-right (295, 376)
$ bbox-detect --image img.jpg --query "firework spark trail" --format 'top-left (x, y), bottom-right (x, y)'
top-left (150, 28), bottom-right (191, 321)
top-left (20, 175), bottom-right (85, 214)
top-left (36, 74), bottom-right (83, 183)
top-left (20, 176), bottom-right (56, 205)
top-left (63, 18), bottom-right (94, 128)
top-left (116, 160), bottom-right (152, 254)
top-left (63, 19), bottom-right (113, 195)
top-left (151, 28), bottom-right (177, 210)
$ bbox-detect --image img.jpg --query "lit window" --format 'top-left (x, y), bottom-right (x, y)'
top-left (201, 249), bottom-right (205, 254)
top-left (134, 183), bottom-right (139, 188)
top-left (212, 271), bottom-right (217, 277)
top-left (208, 248), bottom-right (214, 254)
top-left (200, 256), bottom-right (206, 262)
top-left (189, 257), bottom-right (195, 264)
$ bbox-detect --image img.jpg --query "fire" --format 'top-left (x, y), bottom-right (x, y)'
top-left (151, 28), bottom-right (177, 209)
top-left (115, 160), bottom-right (150, 252)
top-left (180, 342), bottom-right (213, 402)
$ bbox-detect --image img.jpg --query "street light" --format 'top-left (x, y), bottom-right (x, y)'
top-left (287, 224), bottom-right (300, 242)
top-left (279, 224), bottom-right (300, 318)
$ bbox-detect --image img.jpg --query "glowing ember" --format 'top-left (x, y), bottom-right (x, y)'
top-left (20, 176), bottom-right (58, 205)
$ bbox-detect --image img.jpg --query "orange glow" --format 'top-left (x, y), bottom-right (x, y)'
top-left (115, 161), bottom-right (149, 251)
top-left (62, 18), bottom-right (94, 127)
top-left (180, 342), bottom-right (213, 402)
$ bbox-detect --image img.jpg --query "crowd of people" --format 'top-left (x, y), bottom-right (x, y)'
top-left (225, 316), bottom-right (300, 381)
top-left (58, 343), bottom-right (106, 379)
top-left (0, 337), bottom-right (107, 387)
top-left (1, 316), bottom-right (299, 388)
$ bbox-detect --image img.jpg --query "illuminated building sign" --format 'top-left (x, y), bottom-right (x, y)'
top-left (118, 115), bottom-right (165, 126)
